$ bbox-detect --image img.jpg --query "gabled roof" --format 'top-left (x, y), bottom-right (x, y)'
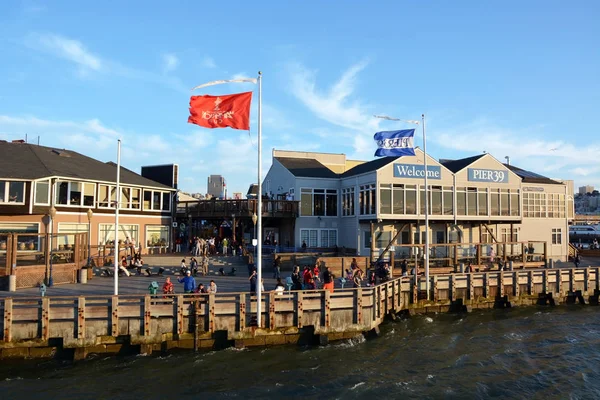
top-left (439, 154), bottom-right (485, 173)
top-left (0, 141), bottom-right (173, 189)
top-left (341, 157), bottom-right (397, 178)
top-left (275, 157), bottom-right (338, 179)
top-left (504, 164), bottom-right (562, 185)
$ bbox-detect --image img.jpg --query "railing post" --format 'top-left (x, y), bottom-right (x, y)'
top-left (356, 288), bottom-right (363, 325)
top-left (3, 298), bottom-right (13, 342)
top-left (324, 290), bottom-right (331, 328)
top-left (513, 271), bottom-right (519, 297)
top-left (208, 293), bottom-right (216, 333)
top-left (143, 295), bottom-right (151, 336)
top-left (522, 243), bottom-right (527, 267)
top-left (469, 273), bottom-right (474, 300)
top-left (111, 296), bottom-right (119, 337)
top-left (239, 293), bottom-right (246, 329)
top-left (77, 297), bottom-right (86, 339)
top-left (269, 292), bottom-right (276, 329)
top-left (41, 297), bottom-right (50, 341)
top-left (176, 295), bottom-right (184, 335)
top-left (297, 291), bottom-right (304, 328)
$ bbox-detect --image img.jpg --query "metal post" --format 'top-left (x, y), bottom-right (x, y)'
top-left (256, 71), bottom-right (263, 327)
top-left (114, 139), bottom-right (121, 296)
top-left (422, 114), bottom-right (430, 300)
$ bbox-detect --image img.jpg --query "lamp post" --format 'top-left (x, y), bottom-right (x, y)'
top-left (48, 205), bottom-right (57, 287)
top-left (252, 212), bottom-right (258, 262)
top-left (86, 209), bottom-right (93, 266)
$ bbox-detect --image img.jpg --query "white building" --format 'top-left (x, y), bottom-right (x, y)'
top-left (263, 149), bottom-right (574, 262)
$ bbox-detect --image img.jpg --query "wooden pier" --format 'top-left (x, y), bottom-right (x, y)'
top-left (1, 267), bottom-right (599, 360)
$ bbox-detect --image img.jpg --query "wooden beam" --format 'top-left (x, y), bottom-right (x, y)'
top-left (482, 224), bottom-right (499, 243)
top-left (376, 223), bottom-right (407, 264)
top-left (111, 296), bottom-right (119, 337)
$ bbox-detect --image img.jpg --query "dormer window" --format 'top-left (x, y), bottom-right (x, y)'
top-left (0, 181), bottom-right (25, 204)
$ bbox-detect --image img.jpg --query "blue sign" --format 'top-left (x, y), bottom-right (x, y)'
top-left (467, 168), bottom-right (509, 183)
top-left (393, 164), bottom-right (441, 179)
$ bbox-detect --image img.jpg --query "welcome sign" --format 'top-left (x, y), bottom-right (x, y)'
top-left (393, 164), bottom-right (441, 179)
top-left (467, 168), bottom-right (509, 183)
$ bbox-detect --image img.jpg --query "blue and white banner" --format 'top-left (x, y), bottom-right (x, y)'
top-left (374, 129), bottom-right (415, 157)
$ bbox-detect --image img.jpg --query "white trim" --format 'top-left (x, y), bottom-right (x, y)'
top-left (142, 189), bottom-right (172, 213)
top-left (0, 221), bottom-right (41, 231)
top-left (0, 180), bottom-right (27, 205)
top-left (54, 180), bottom-right (96, 208)
top-left (55, 211), bottom-right (171, 219)
top-left (28, 181), bottom-right (34, 215)
top-left (46, 175), bottom-right (175, 192)
top-left (299, 228), bottom-right (338, 247)
top-left (33, 179), bottom-right (51, 206)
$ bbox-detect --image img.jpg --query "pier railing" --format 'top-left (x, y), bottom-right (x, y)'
top-left (1, 266), bottom-right (599, 358)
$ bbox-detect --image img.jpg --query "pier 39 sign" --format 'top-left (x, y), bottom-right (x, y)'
top-left (394, 164), bottom-right (441, 179)
top-left (467, 168), bottom-right (509, 183)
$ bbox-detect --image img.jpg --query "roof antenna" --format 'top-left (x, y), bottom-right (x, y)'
top-left (37, 136), bottom-right (40, 145)
top-left (505, 156), bottom-right (510, 165)
top-left (482, 150), bottom-right (487, 154)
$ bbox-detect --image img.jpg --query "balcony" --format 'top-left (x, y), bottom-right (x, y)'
top-left (177, 199), bottom-right (299, 219)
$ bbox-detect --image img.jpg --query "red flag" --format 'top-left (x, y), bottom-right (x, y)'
top-left (188, 91), bottom-right (252, 130)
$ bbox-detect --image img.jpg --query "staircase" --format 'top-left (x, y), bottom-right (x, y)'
top-left (568, 243), bottom-right (578, 260)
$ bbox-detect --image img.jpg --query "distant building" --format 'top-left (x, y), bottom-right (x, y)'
top-left (207, 175), bottom-right (225, 199)
top-left (232, 192), bottom-right (243, 200)
top-left (246, 184), bottom-right (258, 199)
top-left (579, 185), bottom-right (594, 195)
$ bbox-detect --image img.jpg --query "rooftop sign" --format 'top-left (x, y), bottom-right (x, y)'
top-left (393, 164), bottom-right (441, 180)
top-left (467, 168), bottom-right (508, 183)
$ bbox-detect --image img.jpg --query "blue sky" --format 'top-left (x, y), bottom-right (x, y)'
top-left (1, 1), bottom-right (599, 195)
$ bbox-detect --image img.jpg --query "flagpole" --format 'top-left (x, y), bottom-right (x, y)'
top-left (256, 71), bottom-right (263, 327)
top-left (114, 139), bottom-right (121, 296)
top-left (422, 114), bottom-right (430, 300)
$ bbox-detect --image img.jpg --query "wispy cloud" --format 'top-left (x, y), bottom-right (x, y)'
top-left (162, 53), bottom-right (179, 73)
top-left (25, 32), bottom-right (189, 93)
top-left (201, 56), bottom-right (216, 69)
top-left (287, 60), bottom-right (380, 159)
top-left (30, 33), bottom-right (102, 74)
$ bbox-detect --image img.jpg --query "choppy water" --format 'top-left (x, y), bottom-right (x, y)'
top-left (2, 306), bottom-right (600, 399)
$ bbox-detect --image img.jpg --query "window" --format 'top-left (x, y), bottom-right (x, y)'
top-left (342, 187), bottom-right (355, 216)
top-left (523, 192), bottom-right (547, 218)
top-left (55, 181), bottom-right (96, 207)
top-left (405, 185), bottom-right (417, 214)
top-left (146, 225), bottom-right (170, 247)
top-left (142, 190), bottom-right (171, 212)
top-left (57, 223), bottom-right (89, 246)
top-left (481, 228), bottom-right (494, 243)
top-left (34, 180), bottom-right (50, 205)
top-left (380, 184), bottom-right (392, 214)
top-left (548, 194), bottom-right (565, 218)
top-left (467, 188), bottom-right (477, 216)
top-left (431, 186), bottom-right (442, 215)
top-left (443, 186), bottom-right (453, 215)
top-left (552, 228), bottom-right (562, 245)
top-left (99, 224), bottom-right (139, 245)
top-left (299, 188), bottom-right (338, 216)
top-left (500, 227), bottom-right (519, 243)
top-left (0, 181), bottom-right (26, 204)
top-left (359, 184), bottom-right (376, 215)
top-left (393, 184), bottom-right (405, 214)
top-left (456, 187), bottom-right (467, 215)
top-left (300, 229), bottom-right (337, 248)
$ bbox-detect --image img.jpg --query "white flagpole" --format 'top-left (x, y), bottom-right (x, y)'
top-left (114, 139), bottom-right (121, 296)
top-left (256, 71), bottom-right (263, 327)
top-left (422, 114), bottom-right (430, 300)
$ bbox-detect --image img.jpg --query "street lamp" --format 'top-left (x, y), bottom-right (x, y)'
top-left (86, 209), bottom-right (93, 266)
top-left (48, 205), bottom-right (57, 286)
top-left (252, 213), bottom-right (258, 262)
